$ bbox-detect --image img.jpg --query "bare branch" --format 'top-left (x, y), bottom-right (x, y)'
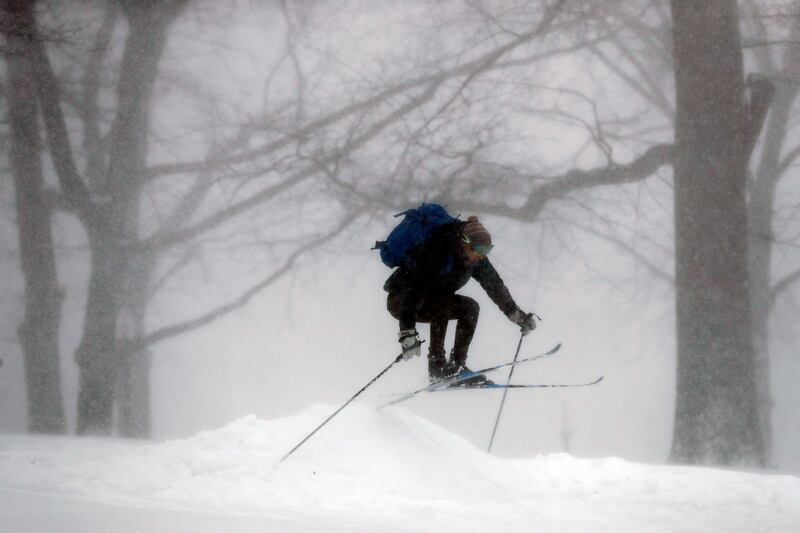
top-left (135, 81), bottom-right (444, 252)
top-left (132, 210), bottom-right (362, 349)
top-left (279, 0), bottom-right (306, 124)
top-left (744, 75), bottom-right (776, 158)
top-left (527, 143), bottom-right (674, 214)
top-left (106, 2), bottom-right (186, 200)
top-left (771, 268), bottom-right (800, 307)
top-left (776, 141), bottom-right (800, 176)
top-left (556, 211), bottom-right (674, 285)
top-left (448, 143), bottom-right (674, 220)
top-left (589, 42), bottom-right (674, 120)
top-left (20, 3), bottom-right (95, 223)
top-left (411, 0), bottom-right (568, 133)
top-left (743, 39), bottom-right (800, 48)
top-left (80, 0), bottom-right (117, 186)
top-left (144, 3), bottom-right (579, 181)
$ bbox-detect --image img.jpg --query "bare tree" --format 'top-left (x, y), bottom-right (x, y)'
top-left (594, 1), bottom-right (798, 464)
top-left (578, 0), bottom-right (796, 464)
top-left (1, 0), bottom-right (66, 434)
top-left (742, 1), bottom-right (800, 464)
top-left (24, 0), bottom-right (188, 434)
top-left (669, 0), bottom-right (764, 465)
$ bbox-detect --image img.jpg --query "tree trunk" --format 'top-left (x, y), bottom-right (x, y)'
top-left (75, 228), bottom-right (123, 434)
top-left (76, 1), bottom-right (183, 435)
top-left (116, 256), bottom-right (153, 438)
top-left (117, 344), bottom-right (152, 438)
top-left (3, 0), bottom-right (66, 434)
top-left (670, 0), bottom-right (764, 465)
top-left (748, 180), bottom-right (774, 465)
top-left (747, 23), bottom-right (800, 466)
top-left (749, 88), bottom-right (795, 467)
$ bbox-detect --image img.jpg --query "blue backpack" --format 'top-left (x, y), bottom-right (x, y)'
top-left (374, 203), bottom-right (459, 268)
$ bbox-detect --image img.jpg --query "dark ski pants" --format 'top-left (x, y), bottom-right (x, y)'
top-left (387, 293), bottom-right (479, 365)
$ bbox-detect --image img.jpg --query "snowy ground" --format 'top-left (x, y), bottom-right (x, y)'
top-left (0, 404), bottom-right (798, 533)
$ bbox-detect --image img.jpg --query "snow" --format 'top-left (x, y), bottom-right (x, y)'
top-left (1, 404), bottom-right (798, 532)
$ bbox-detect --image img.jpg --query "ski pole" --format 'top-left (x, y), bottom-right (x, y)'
top-left (487, 332), bottom-right (525, 453)
top-left (279, 346), bottom-right (418, 463)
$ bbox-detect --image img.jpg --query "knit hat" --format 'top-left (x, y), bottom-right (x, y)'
top-left (462, 216), bottom-right (492, 247)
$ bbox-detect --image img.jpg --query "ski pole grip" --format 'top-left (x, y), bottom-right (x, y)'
top-left (395, 339), bottom-right (425, 363)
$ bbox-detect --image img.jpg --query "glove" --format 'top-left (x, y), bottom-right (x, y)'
top-left (508, 309), bottom-right (536, 336)
top-left (398, 328), bottom-right (422, 360)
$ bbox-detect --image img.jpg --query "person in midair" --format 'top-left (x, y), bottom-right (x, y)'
top-left (384, 215), bottom-right (536, 383)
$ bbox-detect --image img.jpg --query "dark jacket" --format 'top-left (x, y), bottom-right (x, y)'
top-left (384, 221), bottom-right (518, 330)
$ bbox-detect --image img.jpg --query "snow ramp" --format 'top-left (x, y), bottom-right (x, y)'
top-left (0, 403), bottom-right (799, 532)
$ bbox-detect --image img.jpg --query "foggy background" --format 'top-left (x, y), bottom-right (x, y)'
top-left (1, 0), bottom-right (798, 473)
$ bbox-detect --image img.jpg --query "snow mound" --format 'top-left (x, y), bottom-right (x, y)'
top-left (1, 403), bottom-right (799, 532)
top-left (154, 403), bottom-right (526, 508)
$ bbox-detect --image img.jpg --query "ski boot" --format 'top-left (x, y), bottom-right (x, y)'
top-left (428, 349), bottom-right (450, 383)
top-left (448, 357), bottom-right (494, 387)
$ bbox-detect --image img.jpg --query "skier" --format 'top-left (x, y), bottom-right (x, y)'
top-left (384, 215), bottom-right (536, 383)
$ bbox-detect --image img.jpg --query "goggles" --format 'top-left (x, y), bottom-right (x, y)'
top-left (460, 233), bottom-right (494, 257)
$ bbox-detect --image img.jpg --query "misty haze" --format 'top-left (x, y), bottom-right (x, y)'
top-left (0, 1), bottom-right (799, 531)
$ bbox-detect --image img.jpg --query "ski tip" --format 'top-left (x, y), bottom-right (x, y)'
top-left (547, 343), bottom-right (562, 354)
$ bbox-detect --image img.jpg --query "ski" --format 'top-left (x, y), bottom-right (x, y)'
top-left (379, 343), bottom-right (562, 409)
top-left (434, 375), bottom-right (604, 391)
